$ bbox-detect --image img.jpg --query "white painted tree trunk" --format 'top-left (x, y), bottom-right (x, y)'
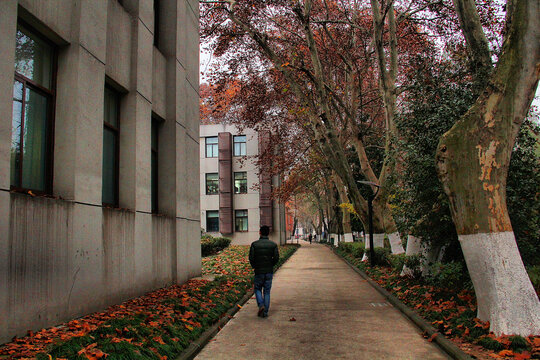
top-left (362, 233), bottom-right (385, 261)
top-left (343, 233), bottom-right (354, 243)
top-left (401, 235), bottom-right (422, 276)
top-left (459, 231), bottom-right (540, 336)
top-left (388, 232), bottom-right (405, 254)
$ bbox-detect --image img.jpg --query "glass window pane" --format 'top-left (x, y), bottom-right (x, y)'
top-left (206, 173), bottom-right (219, 194)
top-left (104, 87), bottom-right (119, 128)
top-left (11, 81), bottom-right (24, 187)
top-left (234, 172), bottom-right (247, 194)
top-left (15, 25), bottom-right (53, 89)
top-left (235, 210), bottom-right (248, 232)
top-left (102, 127), bottom-right (117, 204)
top-left (205, 137), bottom-right (218, 158)
top-left (206, 210), bottom-right (219, 232)
top-left (21, 87), bottom-right (48, 191)
top-left (234, 135), bottom-right (246, 156)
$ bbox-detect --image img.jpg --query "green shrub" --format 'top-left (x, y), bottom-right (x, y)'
top-left (366, 247), bottom-right (391, 267)
top-left (527, 265), bottom-right (540, 294)
top-left (341, 242), bottom-right (365, 259)
top-left (338, 242), bottom-right (353, 253)
top-left (388, 254), bottom-right (407, 272)
top-left (403, 254), bottom-right (423, 279)
top-left (351, 243), bottom-right (365, 259)
top-left (508, 336), bottom-right (530, 352)
top-left (477, 337), bottom-right (505, 351)
top-left (201, 235), bottom-right (231, 257)
top-left (426, 261), bottom-right (470, 290)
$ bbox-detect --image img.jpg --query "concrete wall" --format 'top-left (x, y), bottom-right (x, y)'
top-left (0, 0), bottom-right (200, 343)
top-left (200, 124), bottom-right (286, 245)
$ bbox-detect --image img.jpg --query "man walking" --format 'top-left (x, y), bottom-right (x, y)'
top-left (249, 225), bottom-right (279, 318)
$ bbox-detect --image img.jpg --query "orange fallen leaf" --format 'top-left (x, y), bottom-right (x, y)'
top-left (514, 352), bottom-right (531, 360)
top-left (498, 350), bottom-right (514, 357)
top-left (428, 333), bottom-right (438, 342)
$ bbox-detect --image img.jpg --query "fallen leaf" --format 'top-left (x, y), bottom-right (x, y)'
top-left (428, 333), bottom-right (438, 342)
top-left (514, 352), bottom-right (531, 360)
top-left (498, 350), bottom-right (514, 357)
top-left (289, 317), bottom-right (296, 322)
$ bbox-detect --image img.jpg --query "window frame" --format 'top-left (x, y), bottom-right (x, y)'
top-left (205, 173), bottom-right (219, 195)
top-left (233, 135), bottom-right (246, 156)
top-left (234, 171), bottom-right (247, 194)
top-left (10, 21), bottom-right (58, 195)
top-left (102, 85), bottom-right (121, 207)
top-left (206, 210), bottom-right (219, 232)
top-left (235, 209), bottom-right (248, 232)
top-left (205, 136), bottom-right (218, 158)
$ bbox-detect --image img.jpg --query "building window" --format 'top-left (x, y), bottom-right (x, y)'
top-left (151, 117), bottom-right (161, 213)
top-left (153, 0), bottom-right (160, 48)
top-left (206, 210), bottom-right (219, 232)
top-left (11, 23), bottom-right (56, 193)
top-left (206, 173), bottom-right (219, 195)
top-left (233, 135), bottom-right (246, 156)
top-left (234, 172), bottom-right (247, 194)
top-left (102, 86), bottom-right (120, 206)
top-left (235, 210), bottom-right (248, 232)
top-left (205, 136), bottom-right (218, 158)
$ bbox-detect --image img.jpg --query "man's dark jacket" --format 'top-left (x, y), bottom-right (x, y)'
top-left (249, 236), bottom-right (279, 274)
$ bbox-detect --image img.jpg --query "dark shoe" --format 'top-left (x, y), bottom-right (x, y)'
top-left (262, 312), bottom-right (268, 318)
top-left (258, 306), bottom-right (265, 317)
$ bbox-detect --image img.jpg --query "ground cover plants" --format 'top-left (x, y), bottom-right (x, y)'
top-left (0, 245), bottom-right (299, 359)
top-left (335, 244), bottom-right (540, 360)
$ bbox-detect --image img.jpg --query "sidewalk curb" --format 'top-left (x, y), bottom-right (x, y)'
top-left (176, 245), bottom-right (300, 360)
top-left (329, 246), bottom-right (472, 360)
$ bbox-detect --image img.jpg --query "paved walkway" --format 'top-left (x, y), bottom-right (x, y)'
top-left (195, 241), bottom-right (450, 360)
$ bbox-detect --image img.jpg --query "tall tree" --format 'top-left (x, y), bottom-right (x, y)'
top-left (436, 0), bottom-right (540, 335)
top-left (200, 0), bottom-right (428, 250)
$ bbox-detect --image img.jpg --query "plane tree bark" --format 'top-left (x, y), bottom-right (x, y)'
top-left (436, 0), bottom-right (540, 336)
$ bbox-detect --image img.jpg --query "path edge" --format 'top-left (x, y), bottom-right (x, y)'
top-left (329, 246), bottom-right (473, 360)
top-left (176, 245), bottom-right (300, 360)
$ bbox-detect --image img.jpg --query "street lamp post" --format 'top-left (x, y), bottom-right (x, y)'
top-left (357, 181), bottom-right (380, 267)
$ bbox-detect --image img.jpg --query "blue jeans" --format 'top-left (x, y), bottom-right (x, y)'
top-left (254, 273), bottom-right (273, 314)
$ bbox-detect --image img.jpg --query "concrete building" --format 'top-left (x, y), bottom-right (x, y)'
top-left (0, 0), bottom-right (200, 343)
top-left (200, 124), bottom-right (286, 245)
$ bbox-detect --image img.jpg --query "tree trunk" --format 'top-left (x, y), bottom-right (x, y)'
top-left (436, 0), bottom-right (540, 336)
top-left (334, 175), bottom-right (354, 242)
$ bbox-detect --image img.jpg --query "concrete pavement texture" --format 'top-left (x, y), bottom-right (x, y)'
top-left (194, 241), bottom-right (450, 360)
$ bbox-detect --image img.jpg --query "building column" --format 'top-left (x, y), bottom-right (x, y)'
top-left (0, 1), bottom-right (17, 344)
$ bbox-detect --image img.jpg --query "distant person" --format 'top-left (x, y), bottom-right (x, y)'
top-left (308, 234), bottom-right (312, 244)
top-left (249, 225), bottom-right (279, 318)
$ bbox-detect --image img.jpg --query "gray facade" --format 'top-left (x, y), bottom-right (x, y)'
top-left (0, 0), bottom-right (200, 343)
